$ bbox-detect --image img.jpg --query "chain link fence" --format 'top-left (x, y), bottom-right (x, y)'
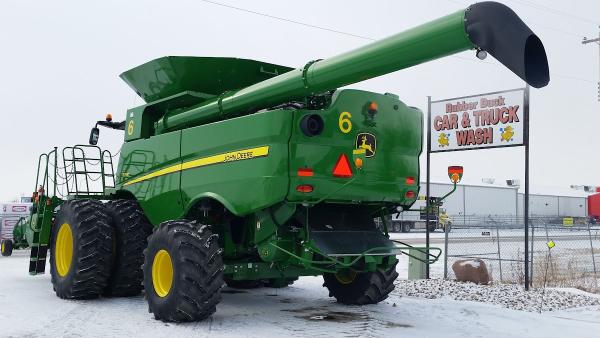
top-left (442, 215), bottom-right (600, 292)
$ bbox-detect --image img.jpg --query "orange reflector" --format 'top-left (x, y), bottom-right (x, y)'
top-left (405, 191), bottom-right (416, 199)
top-left (297, 168), bottom-right (314, 177)
top-left (368, 101), bottom-right (378, 112)
top-left (354, 157), bottom-right (363, 169)
top-left (106, 113), bottom-right (113, 122)
top-left (406, 177), bottom-right (415, 185)
top-left (296, 185), bottom-right (313, 193)
top-left (333, 154), bottom-right (353, 178)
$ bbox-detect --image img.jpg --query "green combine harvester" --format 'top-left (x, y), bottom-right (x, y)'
top-left (0, 216), bottom-right (30, 256)
top-left (21, 2), bottom-right (547, 322)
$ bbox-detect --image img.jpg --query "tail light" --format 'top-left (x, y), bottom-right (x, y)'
top-left (297, 168), bottom-right (314, 177)
top-left (405, 191), bottom-right (416, 199)
top-left (405, 176), bottom-right (415, 185)
top-left (296, 185), bottom-right (314, 193)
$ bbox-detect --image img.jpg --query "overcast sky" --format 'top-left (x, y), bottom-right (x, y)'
top-left (0, 0), bottom-right (598, 201)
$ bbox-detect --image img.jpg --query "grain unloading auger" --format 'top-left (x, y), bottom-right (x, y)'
top-left (23, 2), bottom-right (547, 322)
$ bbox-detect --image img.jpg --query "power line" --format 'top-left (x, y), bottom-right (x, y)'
top-left (197, 0), bottom-right (374, 41)
top-left (198, 0), bottom-right (595, 85)
top-left (505, 0), bottom-right (598, 26)
top-left (199, 0), bottom-right (478, 64)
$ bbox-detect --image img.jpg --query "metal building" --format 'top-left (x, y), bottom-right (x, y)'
top-left (419, 182), bottom-right (589, 220)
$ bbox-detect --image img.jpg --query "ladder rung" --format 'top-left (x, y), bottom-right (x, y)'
top-left (70, 157), bottom-right (102, 161)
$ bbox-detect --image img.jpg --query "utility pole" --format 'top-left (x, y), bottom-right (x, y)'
top-left (582, 26), bottom-right (600, 101)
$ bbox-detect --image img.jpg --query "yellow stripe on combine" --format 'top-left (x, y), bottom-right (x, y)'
top-left (123, 145), bottom-right (270, 186)
top-left (123, 163), bottom-right (183, 186)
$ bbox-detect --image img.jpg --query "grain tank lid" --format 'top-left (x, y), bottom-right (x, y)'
top-left (119, 56), bottom-right (294, 103)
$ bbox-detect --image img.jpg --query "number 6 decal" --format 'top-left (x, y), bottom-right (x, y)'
top-left (338, 111), bottom-right (352, 133)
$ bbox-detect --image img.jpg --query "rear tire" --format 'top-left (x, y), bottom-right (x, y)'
top-left (143, 220), bottom-right (224, 322)
top-left (50, 200), bottom-right (114, 299)
top-left (323, 261), bottom-right (399, 305)
top-left (104, 199), bottom-right (153, 297)
top-left (1, 239), bottom-right (13, 257)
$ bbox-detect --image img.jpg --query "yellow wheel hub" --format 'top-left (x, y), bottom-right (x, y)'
top-left (1, 242), bottom-right (4, 253)
top-left (55, 223), bottom-right (74, 277)
top-left (152, 249), bottom-right (174, 297)
top-left (335, 269), bottom-right (357, 285)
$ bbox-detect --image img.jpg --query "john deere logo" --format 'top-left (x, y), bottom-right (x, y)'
top-left (356, 133), bottom-right (376, 157)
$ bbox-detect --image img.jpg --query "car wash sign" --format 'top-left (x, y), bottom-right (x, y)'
top-left (429, 88), bottom-right (526, 152)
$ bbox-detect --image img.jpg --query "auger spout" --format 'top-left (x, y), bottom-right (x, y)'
top-left (120, 1), bottom-right (548, 134)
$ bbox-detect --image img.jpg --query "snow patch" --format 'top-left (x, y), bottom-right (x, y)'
top-left (395, 279), bottom-right (600, 312)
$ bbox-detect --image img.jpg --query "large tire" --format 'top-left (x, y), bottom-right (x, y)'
top-left (50, 199), bottom-right (114, 299)
top-left (323, 261), bottom-right (399, 305)
top-left (143, 220), bottom-right (224, 322)
top-left (104, 199), bottom-right (153, 297)
top-left (1, 239), bottom-right (13, 257)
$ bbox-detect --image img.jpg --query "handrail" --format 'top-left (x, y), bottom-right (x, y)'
top-left (30, 145), bottom-right (116, 199)
top-left (267, 238), bottom-right (442, 274)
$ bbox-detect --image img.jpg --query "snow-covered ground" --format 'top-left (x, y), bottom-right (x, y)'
top-left (2, 250), bottom-right (600, 337)
top-left (396, 279), bottom-right (600, 312)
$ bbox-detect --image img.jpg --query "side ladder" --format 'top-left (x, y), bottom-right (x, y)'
top-left (27, 145), bottom-right (115, 275)
top-left (28, 149), bottom-right (61, 275)
top-left (28, 196), bottom-right (59, 275)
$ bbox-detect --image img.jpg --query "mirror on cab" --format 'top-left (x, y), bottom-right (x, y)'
top-left (89, 127), bottom-right (100, 145)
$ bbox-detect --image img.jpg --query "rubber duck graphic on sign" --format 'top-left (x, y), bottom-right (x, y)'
top-left (500, 125), bottom-right (514, 142)
top-left (438, 133), bottom-right (450, 147)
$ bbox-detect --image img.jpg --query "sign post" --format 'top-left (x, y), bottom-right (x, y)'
top-left (426, 87), bottom-right (530, 289)
top-left (425, 96), bottom-right (432, 279)
top-left (524, 85), bottom-right (530, 290)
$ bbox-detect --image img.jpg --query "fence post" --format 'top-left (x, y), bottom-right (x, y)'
top-left (496, 222), bottom-right (503, 282)
top-left (530, 218), bottom-right (535, 285)
top-left (543, 219), bottom-right (551, 288)
top-left (587, 221), bottom-right (598, 288)
top-left (444, 221), bottom-right (449, 279)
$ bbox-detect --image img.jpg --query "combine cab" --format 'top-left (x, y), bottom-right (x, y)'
top-left (22, 2), bottom-right (548, 322)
